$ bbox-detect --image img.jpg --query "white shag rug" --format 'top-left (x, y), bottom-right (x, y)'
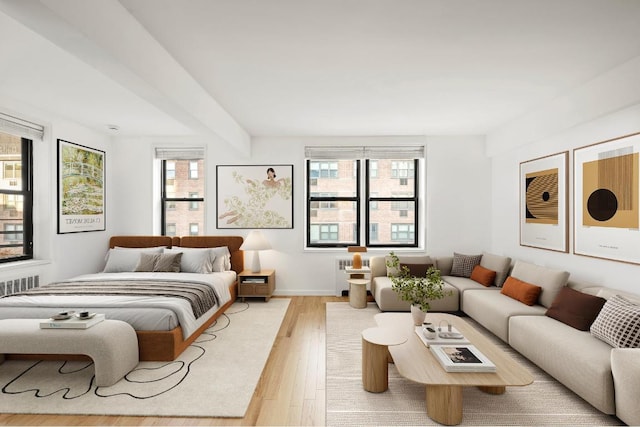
top-left (0, 298), bottom-right (290, 417)
top-left (326, 302), bottom-right (622, 426)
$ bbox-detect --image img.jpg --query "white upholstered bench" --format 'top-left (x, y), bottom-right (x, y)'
top-left (0, 318), bottom-right (139, 386)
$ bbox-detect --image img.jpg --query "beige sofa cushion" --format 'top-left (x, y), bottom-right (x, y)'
top-left (611, 348), bottom-right (640, 425)
top-left (510, 260), bottom-right (569, 308)
top-left (479, 252), bottom-right (512, 287)
top-left (462, 289), bottom-right (546, 342)
top-left (372, 276), bottom-right (459, 312)
top-left (509, 315), bottom-right (616, 415)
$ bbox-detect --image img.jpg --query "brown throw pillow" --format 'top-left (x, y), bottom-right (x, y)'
top-left (135, 252), bottom-right (182, 273)
top-left (545, 287), bottom-right (606, 331)
top-left (501, 276), bottom-right (542, 306)
top-left (470, 265), bottom-right (496, 287)
top-left (400, 263), bottom-right (432, 277)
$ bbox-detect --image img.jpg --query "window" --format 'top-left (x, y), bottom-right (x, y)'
top-left (0, 131), bottom-right (33, 262)
top-left (305, 145), bottom-right (422, 248)
top-left (189, 223), bottom-right (199, 236)
top-left (189, 161), bottom-right (198, 179)
top-left (157, 148), bottom-right (205, 236)
top-left (189, 192), bottom-right (199, 210)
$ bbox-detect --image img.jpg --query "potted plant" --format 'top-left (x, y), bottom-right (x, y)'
top-left (386, 252), bottom-right (450, 325)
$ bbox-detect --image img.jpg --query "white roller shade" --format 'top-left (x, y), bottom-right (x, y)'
top-left (0, 112), bottom-right (44, 141)
top-left (155, 147), bottom-right (205, 160)
top-left (305, 145), bottom-right (424, 159)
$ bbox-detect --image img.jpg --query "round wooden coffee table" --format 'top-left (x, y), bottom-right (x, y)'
top-left (361, 327), bottom-right (408, 392)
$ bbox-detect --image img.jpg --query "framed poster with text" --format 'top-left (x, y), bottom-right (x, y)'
top-left (520, 151), bottom-right (569, 252)
top-left (57, 139), bottom-right (106, 233)
top-left (574, 132), bottom-right (640, 264)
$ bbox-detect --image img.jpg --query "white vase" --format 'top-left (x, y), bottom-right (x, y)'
top-left (411, 304), bottom-right (427, 326)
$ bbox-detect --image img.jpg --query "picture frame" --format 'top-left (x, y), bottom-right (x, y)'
top-left (520, 151), bottom-right (569, 252)
top-left (574, 132), bottom-right (640, 264)
top-left (216, 164), bottom-right (293, 229)
top-left (57, 139), bottom-right (106, 234)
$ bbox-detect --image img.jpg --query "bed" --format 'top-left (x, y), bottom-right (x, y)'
top-left (0, 235), bottom-right (243, 361)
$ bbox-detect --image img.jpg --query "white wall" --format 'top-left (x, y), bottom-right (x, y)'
top-left (110, 134), bottom-right (492, 295)
top-left (0, 99), bottom-right (113, 285)
top-left (489, 103), bottom-right (640, 294)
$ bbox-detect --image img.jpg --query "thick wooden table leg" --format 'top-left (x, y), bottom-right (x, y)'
top-left (425, 384), bottom-right (463, 425)
top-left (362, 337), bottom-right (389, 392)
top-left (478, 385), bottom-right (505, 395)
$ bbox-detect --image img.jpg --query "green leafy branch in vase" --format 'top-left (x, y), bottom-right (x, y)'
top-left (385, 252), bottom-right (451, 312)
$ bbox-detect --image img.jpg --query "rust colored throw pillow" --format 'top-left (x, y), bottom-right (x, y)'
top-left (470, 265), bottom-right (496, 287)
top-left (501, 276), bottom-right (542, 306)
top-left (545, 286), bottom-right (606, 331)
top-left (400, 263), bottom-right (433, 277)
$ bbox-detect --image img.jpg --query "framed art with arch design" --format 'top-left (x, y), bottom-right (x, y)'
top-left (520, 151), bottom-right (569, 252)
top-left (574, 132), bottom-right (640, 264)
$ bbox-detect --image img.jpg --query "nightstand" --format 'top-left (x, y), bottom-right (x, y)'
top-left (238, 269), bottom-right (275, 302)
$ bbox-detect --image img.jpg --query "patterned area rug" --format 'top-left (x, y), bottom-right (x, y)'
top-left (0, 298), bottom-right (290, 417)
top-left (326, 302), bottom-right (622, 426)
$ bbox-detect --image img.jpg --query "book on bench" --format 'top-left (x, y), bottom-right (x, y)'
top-left (40, 313), bottom-right (105, 329)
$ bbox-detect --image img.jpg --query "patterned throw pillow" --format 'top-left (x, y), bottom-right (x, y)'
top-left (590, 295), bottom-right (640, 348)
top-left (450, 252), bottom-right (482, 278)
top-left (135, 253), bottom-right (182, 273)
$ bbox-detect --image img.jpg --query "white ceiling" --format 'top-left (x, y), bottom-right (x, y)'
top-left (2, 0), bottom-right (640, 149)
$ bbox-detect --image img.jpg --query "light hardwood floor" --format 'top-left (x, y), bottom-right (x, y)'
top-left (0, 296), bottom-right (347, 426)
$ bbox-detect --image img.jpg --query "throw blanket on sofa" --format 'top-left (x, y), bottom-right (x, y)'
top-left (12, 280), bottom-right (219, 319)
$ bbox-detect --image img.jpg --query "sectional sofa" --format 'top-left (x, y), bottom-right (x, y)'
top-left (369, 253), bottom-right (640, 426)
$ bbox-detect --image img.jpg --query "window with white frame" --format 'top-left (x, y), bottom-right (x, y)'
top-left (305, 145), bottom-right (423, 248)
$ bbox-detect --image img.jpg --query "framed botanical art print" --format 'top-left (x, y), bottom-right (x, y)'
top-left (57, 139), bottom-right (106, 233)
top-left (574, 132), bottom-right (640, 264)
top-left (520, 151), bottom-right (569, 252)
top-left (216, 164), bottom-right (293, 229)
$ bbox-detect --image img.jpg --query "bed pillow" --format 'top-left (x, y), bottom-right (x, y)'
top-left (135, 252), bottom-right (182, 273)
top-left (450, 252), bottom-right (482, 278)
top-left (164, 247), bottom-right (215, 274)
top-left (501, 276), bottom-right (542, 306)
top-left (103, 247), bottom-right (164, 273)
top-left (545, 286), bottom-right (606, 331)
top-left (211, 246), bottom-right (232, 271)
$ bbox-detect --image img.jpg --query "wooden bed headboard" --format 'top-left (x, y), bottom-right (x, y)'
top-left (108, 235), bottom-right (245, 274)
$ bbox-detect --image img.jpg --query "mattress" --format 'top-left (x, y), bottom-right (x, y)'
top-left (0, 271), bottom-right (235, 339)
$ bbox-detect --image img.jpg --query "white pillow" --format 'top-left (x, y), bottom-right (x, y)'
top-left (164, 247), bottom-right (215, 274)
top-left (103, 247), bottom-right (164, 273)
top-left (211, 246), bottom-right (232, 271)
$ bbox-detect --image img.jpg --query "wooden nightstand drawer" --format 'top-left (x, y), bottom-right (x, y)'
top-left (238, 269), bottom-right (275, 301)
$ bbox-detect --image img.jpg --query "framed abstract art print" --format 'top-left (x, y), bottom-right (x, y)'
top-left (520, 151), bottom-right (569, 252)
top-left (574, 132), bottom-right (640, 264)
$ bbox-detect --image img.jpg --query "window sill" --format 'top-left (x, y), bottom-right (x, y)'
top-left (0, 259), bottom-right (51, 273)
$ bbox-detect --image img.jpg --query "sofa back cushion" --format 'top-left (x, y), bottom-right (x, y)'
top-left (510, 260), bottom-right (570, 308)
top-left (501, 276), bottom-right (542, 306)
top-left (479, 252), bottom-right (512, 287)
top-left (546, 286), bottom-right (606, 331)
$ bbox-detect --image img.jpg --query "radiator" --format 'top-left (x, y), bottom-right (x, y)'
top-left (0, 275), bottom-right (39, 297)
top-left (335, 257), bottom-right (370, 296)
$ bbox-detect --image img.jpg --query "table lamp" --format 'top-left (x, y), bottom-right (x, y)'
top-left (240, 230), bottom-right (272, 273)
top-left (347, 246), bottom-right (367, 269)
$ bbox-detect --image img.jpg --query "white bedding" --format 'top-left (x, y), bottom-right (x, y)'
top-left (0, 271), bottom-right (235, 339)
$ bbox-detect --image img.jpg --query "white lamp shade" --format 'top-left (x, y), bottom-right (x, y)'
top-left (240, 230), bottom-right (272, 251)
top-left (240, 231), bottom-right (271, 273)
